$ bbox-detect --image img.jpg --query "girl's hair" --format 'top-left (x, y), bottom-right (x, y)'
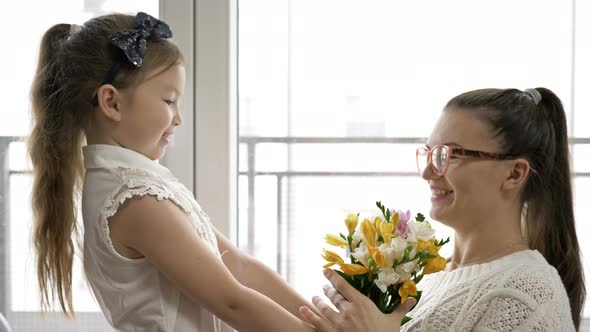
top-left (445, 88), bottom-right (585, 330)
top-left (28, 13), bottom-right (182, 317)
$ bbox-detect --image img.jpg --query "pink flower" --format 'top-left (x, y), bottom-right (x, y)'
top-left (395, 209), bottom-right (411, 237)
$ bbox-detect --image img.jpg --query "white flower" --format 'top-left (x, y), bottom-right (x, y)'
top-left (395, 260), bottom-right (419, 282)
top-left (374, 267), bottom-right (400, 293)
top-left (351, 229), bottom-right (363, 249)
top-left (390, 237), bottom-right (408, 261)
top-left (407, 220), bottom-right (435, 243)
top-left (378, 243), bottom-right (396, 267)
top-left (351, 242), bottom-right (370, 268)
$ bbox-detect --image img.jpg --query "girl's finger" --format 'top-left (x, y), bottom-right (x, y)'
top-left (323, 285), bottom-right (349, 311)
top-left (312, 296), bottom-right (339, 322)
top-left (299, 306), bottom-right (333, 332)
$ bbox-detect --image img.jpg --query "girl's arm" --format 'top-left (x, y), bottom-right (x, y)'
top-left (213, 227), bottom-right (319, 319)
top-left (107, 195), bottom-right (315, 332)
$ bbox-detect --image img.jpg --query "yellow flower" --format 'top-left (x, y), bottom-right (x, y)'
top-left (373, 216), bottom-right (384, 237)
top-left (369, 247), bottom-right (388, 268)
top-left (380, 222), bottom-right (395, 244)
top-left (399, 280), bottom-right (417, 304)
top-left (423, 255), bottom-right (447, 274)
top-left (390, 212), bottom-right (400, 230)
top-left (325, 234), bottom-right (348, 248)
top-left (322, 249), bottom-right (345, 268)
top-left (339, 263), bottom-right (370, 275)
top-left (344, 213), bottom-right (359, 235)
top-left (417, 239), bottom-right (440, 255)
top-left (361, 218), bottom-right (377, 247)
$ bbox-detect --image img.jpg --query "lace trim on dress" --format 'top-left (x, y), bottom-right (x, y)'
top-left (100, 168), bottom-right (192, 258)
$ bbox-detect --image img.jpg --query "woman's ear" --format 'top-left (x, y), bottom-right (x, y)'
top-left (96, 84), bottom-right (122, 122)
top-left (502, 158), bottom-right (530, 192)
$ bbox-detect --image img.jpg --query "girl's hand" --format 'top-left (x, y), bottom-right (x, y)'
top-left (299, 269), bottom-right (416, 332)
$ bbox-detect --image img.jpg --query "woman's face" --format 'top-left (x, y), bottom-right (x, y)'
top-left (422, 109), bottom-right (508, 231)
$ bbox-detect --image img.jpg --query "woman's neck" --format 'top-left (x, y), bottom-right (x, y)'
top-left (447, 205), bottom-right (529, 271)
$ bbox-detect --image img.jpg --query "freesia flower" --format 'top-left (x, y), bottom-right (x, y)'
top-left (351, 242), bottom-right (370, 269)
top-left (344, 213), bottom-right (359, 235)
top-left (373, 216), bottom-right (384, 237)
top-left (417, 239), bottom-right (440, 255)
top-left (380, 222), bottom-right (395, 244)
top-left (322, 249), bottom-right (344, 268)
top-left (396, 209), bottom-right (411, 224)
top-left (424, 255), bottom-right (447, 274)
top-left (325, 234), bottom-right (348, 248)
top-left (374, 267), bottom-right (400, 293)
top-left (395, 260), bottom-right (419, 282)
top-left (395, 216), bottom-right (410, 238)
top-left (361, 218), bottom-right (377, 247)
top-left (390, 212), bottom-right (399, 230)
top-left (351, 230), bottom-right (363, 249)
top-left (339, 263), bottom-right (369, 275)
top-left (407, 220), bottom-right (435, 242)
top-left (378, 243), bottom-right (396, 267)
top-left (399, 280), bottom-right (417, 304)
top-left (390, 237), bottom-right (408, 262)
top-left (369, 247), bottom-right (388, 268)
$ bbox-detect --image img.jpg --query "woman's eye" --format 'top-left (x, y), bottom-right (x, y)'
top-left (164, 100), bottom-right (174, 105)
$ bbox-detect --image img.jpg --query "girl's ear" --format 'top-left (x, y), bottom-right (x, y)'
top-left (502, 158), bottom-right (530, 192)
top-left (96, 84), bottom-right (122, 122)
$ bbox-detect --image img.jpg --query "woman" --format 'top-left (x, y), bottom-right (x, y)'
top-left (301, 88), bottom-right (585, 331)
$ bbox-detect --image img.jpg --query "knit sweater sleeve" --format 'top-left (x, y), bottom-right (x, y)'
top-left (467, 266), bottom-right (575, 332)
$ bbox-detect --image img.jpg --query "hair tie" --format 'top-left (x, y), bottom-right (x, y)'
top-left (524, 88), bottom-right (542, 105)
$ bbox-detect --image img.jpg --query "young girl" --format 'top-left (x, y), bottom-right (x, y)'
top-left (302, 88), bottom-right (585, 331)
top-left (30, 12), bottom-right (419, 332)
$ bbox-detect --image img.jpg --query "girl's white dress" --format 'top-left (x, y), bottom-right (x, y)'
top-left (82, 144), bottom-right (223, 331)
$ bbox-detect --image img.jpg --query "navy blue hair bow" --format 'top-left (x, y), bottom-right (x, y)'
top-left (91, 12), bottom-right (173, 105)
top-left (111, 12), bottom-right (173, 67)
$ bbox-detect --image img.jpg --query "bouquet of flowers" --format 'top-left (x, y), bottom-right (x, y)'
top-left (322, 201), bottom-right (449, 322)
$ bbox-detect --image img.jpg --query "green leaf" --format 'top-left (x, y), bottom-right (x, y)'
top-left (435, 237), bottom-right (451, 247)
top-left (416, 213), bottom-right (426, 222)
top-left (401, 316), bottom-right (412, 326)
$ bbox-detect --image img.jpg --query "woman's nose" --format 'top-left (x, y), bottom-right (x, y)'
top-left (420, 162), bottom-right (438, 181)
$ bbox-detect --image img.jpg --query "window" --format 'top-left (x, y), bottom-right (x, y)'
top-left (237, 0), bottom-right (590, 325)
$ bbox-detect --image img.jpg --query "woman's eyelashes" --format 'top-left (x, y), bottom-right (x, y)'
top-left (164, 99), bottom-right (175, 106)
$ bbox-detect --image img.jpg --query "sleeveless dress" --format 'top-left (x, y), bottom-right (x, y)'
top-left (82, 144), bottom-right (223, 331)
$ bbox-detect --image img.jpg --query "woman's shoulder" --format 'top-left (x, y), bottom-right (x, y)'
top-left (468, 249), bottom-right (572, 326)
top-left (497, 250), bottom-right (562, 283)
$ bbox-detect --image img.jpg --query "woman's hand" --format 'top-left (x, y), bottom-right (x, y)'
top-left (299, 269), bottom-right (416, 332)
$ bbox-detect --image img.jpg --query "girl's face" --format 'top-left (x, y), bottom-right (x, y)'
top-left (115, 64), bottom-right (185, 160)
top-left (421, 109), bottom-right (508, 231)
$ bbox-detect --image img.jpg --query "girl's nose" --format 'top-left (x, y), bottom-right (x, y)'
top-left (173, 108), bottom-right (183, 126)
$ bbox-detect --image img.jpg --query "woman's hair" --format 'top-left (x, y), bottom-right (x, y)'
top-left (445, 88), bottom-right (585, 330)
top-left (28, 13), bottom-right (182, 317)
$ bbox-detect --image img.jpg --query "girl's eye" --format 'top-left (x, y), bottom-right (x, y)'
top-left (164, 100), bottom-right (174, 105)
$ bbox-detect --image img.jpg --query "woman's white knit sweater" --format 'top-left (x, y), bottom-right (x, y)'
top-left (402, 250), bottom-right (575, 331)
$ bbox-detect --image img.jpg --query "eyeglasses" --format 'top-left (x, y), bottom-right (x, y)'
top-left (416, 144), bottom-right (515, 177)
